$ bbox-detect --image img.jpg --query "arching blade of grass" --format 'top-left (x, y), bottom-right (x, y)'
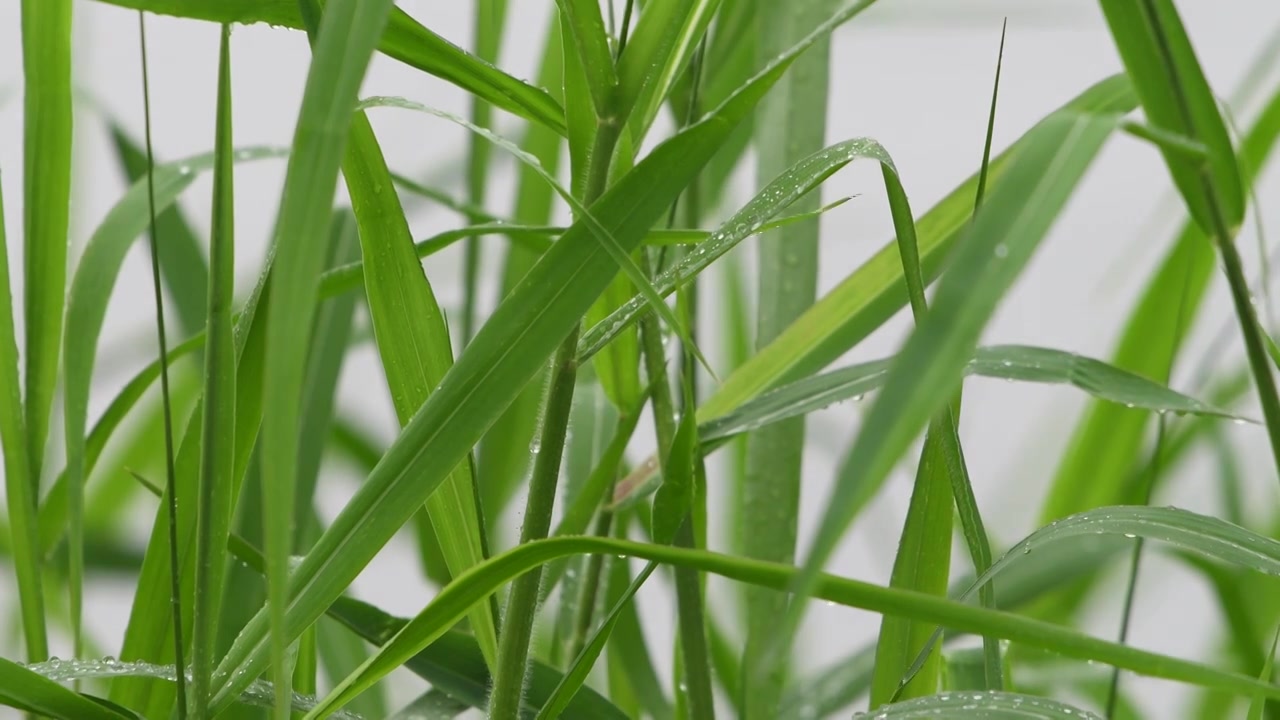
top-left (700, 345), bottom-right (1242, 448)
top-left (209, 3), bottom-right (881, 707)
top-left (695, 75), bottom-right (1137, 424)
top-left (869, 692), bottom-right (1103, 719)
top-left (1040, 75), bottom-right (1280, 525)
top-left (0, 657), bottom-right (139, 720)
top-left (0, 173), bottom-right (46, 666)
top-left (108, 125), bottom-right (208, 337)
top-left (254, 0), bottom-right (398, 713)
top-left (777, 109), bottom-right (1122, 694)
top-left (21, 0), bottom-right (73, 546)
top-left (188, 24), bottom-right (236, 719)
top-left (742, 0), bottom-right (837, 713)
top-left (92, 0), bottom-right (565, 134)
top-left (1099, 0), bottom-right (1280, 482)
top-left (577, 137), bottom-right (893, 362)
top-left (900, 504), bottom-right (1280, 692)
top-left (338, 109), bottom-right (499, 668)
top-left (306, 534), bottom-right (1280, 717)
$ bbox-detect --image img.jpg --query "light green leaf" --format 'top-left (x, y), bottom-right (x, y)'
top-left (0, 657), bottom-right (137, 720)
top-left (868, 691), bottom-right (1102, 719)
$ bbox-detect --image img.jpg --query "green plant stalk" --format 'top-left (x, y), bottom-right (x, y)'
top-left (490, 109), bottom-right (622, 720)
top-left (20, 0), bottom-right (72, 514)
top-left (190, 23), bottom-right (236, 719)
top-left (638, 252), bottom-right (716, 720)
top-left (488, 325), bottom-right (583, 720)
top-left (0, 175), bottom-right (46, 665)
top-left (566, 508), bottom-right (615, 662)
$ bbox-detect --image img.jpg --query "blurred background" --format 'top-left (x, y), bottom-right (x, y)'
top-left (1, 0), bottom-right (1280, 716)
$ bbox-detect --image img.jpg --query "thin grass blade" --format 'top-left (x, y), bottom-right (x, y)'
top-left (339, 108), bottom-right (499, 667)
top-left (188, 24), bottom-right (236, 718)
top-left (742, 1), bottom-right (837, 712)
top-left (0, 657), bottom-right (138, 720)
top-left (0, 173), bottom-right (46, 664)
top-left (306, 534), bottom-right (1280, 717)
top-left (869, 692), bottom-right (1102, 719)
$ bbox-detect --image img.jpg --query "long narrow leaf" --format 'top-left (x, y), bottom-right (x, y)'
top-left (308, 535), bottom-right (1280, 716)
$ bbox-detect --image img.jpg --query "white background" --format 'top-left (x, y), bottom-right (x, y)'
top-left (2, 0), bottom-right (1280, 717)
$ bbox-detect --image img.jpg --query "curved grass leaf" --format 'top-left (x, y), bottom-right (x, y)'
top-left (340, 108), bottom-right (499, 668)
top-left (307, 535), bottom-right (1280, 717)
top-left (210, 4), bottom-right (882, 707)
top-left (578, 137), bottom-right (887, 361)
top-left (92, 0), bottom-right (566, 134)
top-left (696, 74), bottom-right (1137, 425)
top-left (699, 344), bottom-right (1244, 446)
top-left (0, 657), bottom-right (136, 720)
top-left (865, 691), bottom-right (1102, 719)
top-left (779, 108), bottom-right (1123, 688)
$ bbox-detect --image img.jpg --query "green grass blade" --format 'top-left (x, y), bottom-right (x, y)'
top-left (0, 657), bottom-right (138, 720)
top-left (695, 75), bottom-right (1137, 425)
top-left (577, 137), bottom-right (882, 362)
top-left (93, 0), bottom-right (565, 134)
top-left (538, 562), bottom-right (658, 720)
top-left (21, 0), bottom-right (73, 525)
top-left (1040, 75), bottom-right (1280, 526)
top-left (255, 0), bottom-right (397, 713)
top-left (355, 96), bottom-right (711, 377)
top-left (616, 0), bottom-right (725, 137)
top-left (870, 692), bottom-right (1102, 719)
top-left (0, 173), bottom-right (47, 663)
top-left (1248, 625), bottom-right (1280, 720)
top-left (217, 523), bottom-right (625, 719)
top-left (188, 24), bottom-right (236, 718)
top-left (869, 416), bottom-right (957, 705)
top-left (699, 344), bottom-right (1242, 447)
top-left (1099, 0), bottom-right (1280, 485)
top-left (559, 0), bottom-right (618, 118)
top-left (210, 7), bottom-right (881, 703)
top-left (295, 213), bottom-right (362, 543)
top-left (742, 0), bottom-right (835, 711)
top-left (779, 109), bottom-right (1121, 689)
top-left (1097, 0), bottom-right (1244, 233)
top-left (339, 108), bottom-right (499, 668)
top-left (316, 616), bottom-right (386, 720)
top-left (306, 534), bottom-right (1280, 717)
top-left (108, 125), bottom-right (209, 337)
